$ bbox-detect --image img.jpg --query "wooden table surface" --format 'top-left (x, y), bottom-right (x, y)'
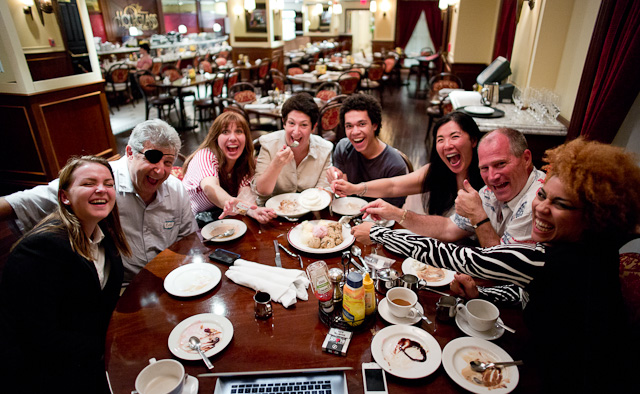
top-left (105, 210), bottom-right (541, 393)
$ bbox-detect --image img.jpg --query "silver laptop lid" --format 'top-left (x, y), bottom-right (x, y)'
top-left (205, 367), bottom-right (352, 394)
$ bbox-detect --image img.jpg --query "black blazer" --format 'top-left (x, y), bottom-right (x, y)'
top-left (0, 220), bottom-right (124, 394)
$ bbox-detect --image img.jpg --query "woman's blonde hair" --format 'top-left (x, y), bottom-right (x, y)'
top-left (22, 156), bottom-right (130, 260)
top-left (543, 138), bottom-right (640, 239)
top-left (183, 111), bottom-right (255, 196)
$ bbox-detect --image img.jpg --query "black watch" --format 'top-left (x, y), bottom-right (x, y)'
top-left (472, 217), bottom-right (491, 229)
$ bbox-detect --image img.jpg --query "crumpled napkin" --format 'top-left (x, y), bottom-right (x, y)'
top-left (224, 259), bottom-right (310, 308)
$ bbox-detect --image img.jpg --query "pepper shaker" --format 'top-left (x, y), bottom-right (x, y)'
top-left (328, 267), bottom-right (344, 305)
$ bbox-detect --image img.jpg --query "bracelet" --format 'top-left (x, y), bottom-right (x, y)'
top-left (398, 209), bottom-right (408, 225)
top-left (357, 182), bottom-right (368, 197)
top-left (472, 217), bottom-right (491, 230)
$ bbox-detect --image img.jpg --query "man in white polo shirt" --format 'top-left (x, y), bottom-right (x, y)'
top-left (352, 128), bottom-right (545, 248)
top-left (0, 119), bottom-right (197, 282)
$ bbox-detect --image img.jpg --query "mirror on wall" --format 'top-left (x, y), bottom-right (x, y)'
top-left (12, 0), bottom-right (92, 82)
top-left (306, 3), bottom-right (331, 32)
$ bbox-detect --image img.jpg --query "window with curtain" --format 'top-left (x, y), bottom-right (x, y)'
top-left (404, 11), bottom-right (435, 67)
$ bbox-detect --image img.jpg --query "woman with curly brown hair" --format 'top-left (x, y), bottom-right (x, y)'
top-left (182, 111), bottom-right (276, 224)
top-left (359, 138), bottom-right (640, 392)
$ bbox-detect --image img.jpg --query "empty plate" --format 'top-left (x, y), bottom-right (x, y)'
top-left (465, 106), bottom-right (495, 115)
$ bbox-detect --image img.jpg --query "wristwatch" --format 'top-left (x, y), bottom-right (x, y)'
top-left (472, 217), bottom-right (491, 229)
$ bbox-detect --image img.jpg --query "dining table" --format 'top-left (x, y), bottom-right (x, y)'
top-left (105, 206), bottom-right (542, 394)
top-left (154, 74), bottom-right (217, 130)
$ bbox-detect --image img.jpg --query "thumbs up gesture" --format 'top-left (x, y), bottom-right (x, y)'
top-left (455, 180), bottom-right (485, 223)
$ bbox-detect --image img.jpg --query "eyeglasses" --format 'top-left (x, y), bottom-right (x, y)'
top-left (138, 149), bottom-right (174, 164)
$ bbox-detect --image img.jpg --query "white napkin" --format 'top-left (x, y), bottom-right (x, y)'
top-left (224, 259), bottom-right (310, 308)
top-left (244, 103), bottom-right (276, 110)
top-left (448, 91), bottom-right (483, 109)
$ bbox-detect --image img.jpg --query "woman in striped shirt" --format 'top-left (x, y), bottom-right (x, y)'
top-left (182, 112), bottom-right (276, 223)
top-left (357, 138), bottom-right (640, 392)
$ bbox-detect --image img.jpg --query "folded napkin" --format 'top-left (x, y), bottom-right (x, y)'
top-left (448, 91), bottom-right (482, 109)
top-left (244, 103), bottom-right (276, 110)
top-left (225, 259), bottom-right (310, 308)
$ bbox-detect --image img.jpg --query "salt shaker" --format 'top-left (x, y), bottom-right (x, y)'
top-left (328, 267), bottom-right (344, 304)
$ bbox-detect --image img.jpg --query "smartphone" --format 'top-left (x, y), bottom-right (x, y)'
top-left (362, 362), bottom-right (388, 394)
top-left (208, 248), bottom-right (240, 266)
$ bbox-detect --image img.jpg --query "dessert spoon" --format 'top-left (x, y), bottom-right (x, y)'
top-left (189, 336), bottom-right (214, 369)
top-left (470, 360), bottom-right (523, 372)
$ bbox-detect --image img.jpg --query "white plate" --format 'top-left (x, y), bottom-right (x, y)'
top-left (184, 375), bottom-right (199, 394)
top-left (201, 219), bottom-right (247, 242)
top-left (168, 314), bottom-right (234, 360)
top-left (455, 313), bottom-right (505, 341)
top-left (164, 263), bottom-right (222, 297)
top-left (331, 196), bottom-right (367, 216)
top-left (265, 193), bottom-right (311, 218)
top-left (298, 188), bottom-right (331, 211)
top-left (465, 106), bottom-right (495, 115)
top-left (287, 220), bottom-right (355, 254)
top-left (442, 337), bottom-right (519, 393)
top-left (378, 298), bottom-right (423, 325)
top-left (401, 258), bottom-right (455, 287)
top-left (371, 325), bottom-right (441, 379)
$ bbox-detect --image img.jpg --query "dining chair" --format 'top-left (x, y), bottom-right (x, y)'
top-left (360, 62), bottom-right (386, 104)
top-left (224, 69), bottom-right (239, 98)
top-left (317, 100), bottom-right (344, 144)
top-left (266, 69), bottom-right (289, 93)
top-left (105, 63), bottom-right (135, 111)
top-left (286, 63), bottom-right (305, 92)
top-left (425, 72), bottom-right (463, 144)
top-left (394, 148), bottom-right (414, 173)
top-left (229, 82), bottom-right (257, 104)
top-left (315, 82), bottom-right (341, 102)
top-left (135, 71), bottom-right (178, 123)
top-left (219, 98), bottom-right (271, 139)
top-left (151, 60), bottom-right (163, 78)
top-left (338, 70), bottom-right (361, 95)
top-left (193, 75), bottom-right (226, 129)
top-left (163, 65), bottom-right (197, 101)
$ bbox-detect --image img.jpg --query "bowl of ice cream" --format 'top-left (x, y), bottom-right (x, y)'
top-left (298, 188), bottom-right (331, 211)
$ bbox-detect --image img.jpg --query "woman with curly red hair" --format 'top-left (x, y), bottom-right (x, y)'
top-left (361, 138), bottom-right (640, 392)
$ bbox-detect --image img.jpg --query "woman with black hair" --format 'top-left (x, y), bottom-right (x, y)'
top-left (332, 111), bottom-right (483, 216)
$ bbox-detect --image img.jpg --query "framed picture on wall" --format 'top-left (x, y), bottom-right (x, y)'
top-left (246, 3), bottom-right (267, 33)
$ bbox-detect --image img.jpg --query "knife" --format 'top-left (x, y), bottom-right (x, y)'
top-left (273, 240), bottom-right (282, 268)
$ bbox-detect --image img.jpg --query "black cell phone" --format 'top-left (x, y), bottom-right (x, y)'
top-left (208, 248), bottom-right (241, 265)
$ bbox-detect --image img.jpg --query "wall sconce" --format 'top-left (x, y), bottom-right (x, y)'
top-left (380, 0), bottom-right (391, 17)
top-left (21, 0), bottom-right (34, 18)
top-left (314, 3), bottom-right (323, 16)
top-left (333, 3), bottom-right (342, 15)
top-left (370, 0), bottom-right (376, 13)
top-left (525, 0), bottom-right (535, 10)
top-left (274, 0), bottom-right (284, 12)
top-left (438, 0), bottom-right (448, 10)
top-left (178, 24), bottom-right (188, 34)
top-left (34, 0), bottom-right (54, 25)
top-left (233, 4), bottom-right (244, 17)
top-left (244, 0), bottom-right (256, 13)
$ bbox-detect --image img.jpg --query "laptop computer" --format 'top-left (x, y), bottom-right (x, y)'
top-left (203, 367), bottom-right (352, 394)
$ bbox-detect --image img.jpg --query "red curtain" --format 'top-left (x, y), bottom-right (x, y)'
top-left (396, 1), bottom-right (443, 51)
top-left (578, 0), bottom-right (640, 143)
top-left (492, 0), bottom-right (517, 60)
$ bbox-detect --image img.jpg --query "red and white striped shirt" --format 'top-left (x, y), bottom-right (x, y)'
top-left (182, 148), bottom-right (251, 214)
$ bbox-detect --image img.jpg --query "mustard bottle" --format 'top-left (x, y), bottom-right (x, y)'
top-left (363, 273), bottom-right (376, 316)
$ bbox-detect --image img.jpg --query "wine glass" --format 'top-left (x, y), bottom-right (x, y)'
top-left (513, 87), bottom-right (524, 113)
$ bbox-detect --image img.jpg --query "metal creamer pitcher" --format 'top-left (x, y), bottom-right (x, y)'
top-left (481, 82), bottom-right (500, 107)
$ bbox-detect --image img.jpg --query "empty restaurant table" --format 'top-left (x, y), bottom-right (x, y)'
top-left (105, 208), bottom-right (541, 394)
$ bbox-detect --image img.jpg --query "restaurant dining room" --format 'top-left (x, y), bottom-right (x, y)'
top-left (0, 1), bottom-right (639, 394)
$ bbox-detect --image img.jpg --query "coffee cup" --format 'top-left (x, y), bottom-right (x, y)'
top-left (456, 299), bottom-right (499, 332)
top-left (386, 287), bottom-right (421, 319)
top-left (254, 291), bottom-right (273, 319)
top-left (135, 358), bottom-right (186, 394)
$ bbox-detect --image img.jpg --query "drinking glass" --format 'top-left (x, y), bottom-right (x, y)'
top-left (513, 87), bottom-right (524, 112)
top-left (254, 87), bottom-right (262, 102)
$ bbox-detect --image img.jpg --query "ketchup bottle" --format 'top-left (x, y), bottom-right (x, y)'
top-left (306, 261), bottom-right (334, 312)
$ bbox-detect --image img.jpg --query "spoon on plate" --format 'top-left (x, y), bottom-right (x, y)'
top-left (470, 360), bottom-right (523, 372)
top-left (189, 336), bottom-right (214, 369)
top-left (210, 228), bottom-right (235, 239)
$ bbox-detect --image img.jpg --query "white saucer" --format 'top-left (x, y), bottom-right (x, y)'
top-left (184, 375), bottom-right (199, 394)
top-left (378, 298), bottom-right (424, 325)
top-left (455, 313), bottom-right (504, 340)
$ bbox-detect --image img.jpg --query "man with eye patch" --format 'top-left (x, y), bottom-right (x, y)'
top-left (0, 119), bottom-right (197, 282)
